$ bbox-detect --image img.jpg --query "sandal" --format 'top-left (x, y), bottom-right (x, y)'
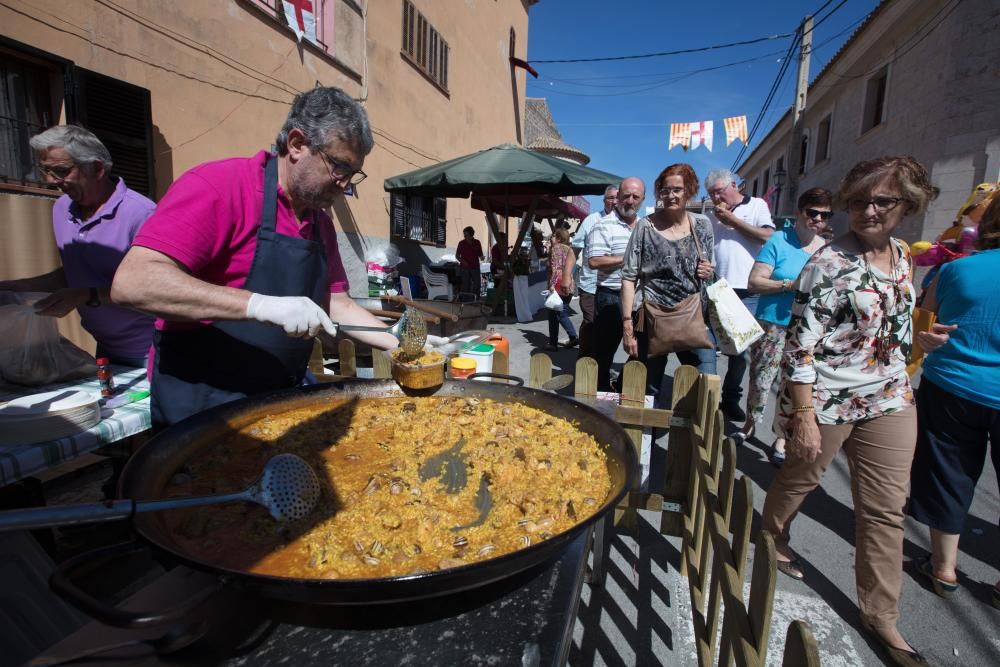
top-left (776, 556), bottom-right (805, 580)
top-left (731, 424), bottom-right (755, 445)
top-left (862, 625), bottom-right (929, 667)
top-left (916, 556), bottom-right (958, 598)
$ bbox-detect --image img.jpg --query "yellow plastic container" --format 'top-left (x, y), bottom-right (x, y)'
top-left (450, 356), bottom-right (477, 380)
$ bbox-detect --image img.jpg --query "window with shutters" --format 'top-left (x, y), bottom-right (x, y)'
top-left (401, 1), bottom-right (449, 94)
top-left (0, 46), bottom-right (62, 189)
top-left (0, 42), bottom-right (154, 197)
top-left (389, 192), bottom-right (447, 246)
top-left (815, 114), bottom-right (832, 164)
top-left (68, 68), bottom-right (155, 198)
top-left (861, 66), bottom-right (889, 134)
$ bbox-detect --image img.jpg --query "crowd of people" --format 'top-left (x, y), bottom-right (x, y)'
top-left (566, 157), bottom-right (997, 667)
top-left (2, 83), bottom-right (996, 667)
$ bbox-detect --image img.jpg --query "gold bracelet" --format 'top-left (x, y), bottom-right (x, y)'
top-left (792, 405), bottom-right (815, 413)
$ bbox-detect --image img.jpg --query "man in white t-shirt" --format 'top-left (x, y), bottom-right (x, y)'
top-left (706, 168), bottom-right (775, 422)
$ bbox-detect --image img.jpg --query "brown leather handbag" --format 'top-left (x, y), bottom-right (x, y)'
top-left (634, 215), bottom-right (713, 358)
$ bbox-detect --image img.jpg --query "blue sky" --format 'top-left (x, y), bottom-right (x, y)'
top-left (525, 0), bottom-right (881, 212)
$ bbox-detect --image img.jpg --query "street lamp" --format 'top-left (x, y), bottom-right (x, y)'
top-left (773, 167), bottom-right (787, 214)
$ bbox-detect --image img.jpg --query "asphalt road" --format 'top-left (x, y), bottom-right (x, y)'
top-left (487, 300), bottom-right (999, 666)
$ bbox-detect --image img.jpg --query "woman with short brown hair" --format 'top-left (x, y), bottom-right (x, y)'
top-left (620, 163), bottom-right (715, 402)
top-left (760, 156), bottom-right (937, 666)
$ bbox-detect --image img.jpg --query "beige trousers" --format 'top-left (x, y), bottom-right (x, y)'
top-left (760, 407), bottom-right (917, 631)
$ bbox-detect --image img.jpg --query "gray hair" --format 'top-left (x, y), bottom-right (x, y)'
top-left (604, 185), bottom-right (618, 196)
top-left (29, 125), bottom-right (113, 170)
top-left (275, 87), bottom-right (374, 157)
top-left (706, 168), bottom-right (737, 189)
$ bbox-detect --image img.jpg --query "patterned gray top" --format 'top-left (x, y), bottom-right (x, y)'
top-left (621, 214), bottom-right (715, 311)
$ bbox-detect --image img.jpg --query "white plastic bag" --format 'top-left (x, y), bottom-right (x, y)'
top-left (543, 290), bottom-right (564, 311)
top-left (705, 278), bottom-right (764, 355)
top-left (0, 301), bottom-right (96, 386)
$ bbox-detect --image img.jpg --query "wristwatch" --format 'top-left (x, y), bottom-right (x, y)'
top-left (86, 287), bottom-right (101, 307)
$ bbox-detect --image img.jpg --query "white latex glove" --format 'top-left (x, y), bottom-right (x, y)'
top-left (425, 334), bottom-right (459, 355)
top-left (245, 293), bottom-right (338, 339)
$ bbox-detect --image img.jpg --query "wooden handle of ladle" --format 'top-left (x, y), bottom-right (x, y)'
top-left (384, 295), bottom-right (459, 321)
top-left (364, 307), bottom-right (440, 324)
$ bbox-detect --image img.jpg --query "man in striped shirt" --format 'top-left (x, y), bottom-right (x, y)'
top-left (587, 177), bottom-right (644, 391)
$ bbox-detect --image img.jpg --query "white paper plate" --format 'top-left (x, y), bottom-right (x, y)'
top-left (0, 389), bottom-right (98, 417)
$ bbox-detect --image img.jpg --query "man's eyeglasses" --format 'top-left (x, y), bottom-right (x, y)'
top-left (38, 163), bottom-right (77, 180)
top-left (847, 196), bottom-right (905, 214)
top-left (803, 208), bottom-right (833, 220)
top-left (658, 187), bottom-right (686, 197)
top-left (317, 150), bottom-right (367, 186)
top-left (707, 183), bottom-right (733, 198)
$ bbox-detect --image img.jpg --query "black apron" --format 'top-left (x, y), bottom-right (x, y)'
top-left (151, 155), bottom-right (328, 428)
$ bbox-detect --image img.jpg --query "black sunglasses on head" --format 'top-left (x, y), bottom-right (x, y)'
top-left (803, 208), bottom-right (833, 220)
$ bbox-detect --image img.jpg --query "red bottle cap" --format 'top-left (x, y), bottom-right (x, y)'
top-left (96, 357), bottom-right (110, 365)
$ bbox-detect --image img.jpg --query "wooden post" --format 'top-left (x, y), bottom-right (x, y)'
top-left (528, 353), bottom-right (552, 389)
top-left (616, 360), bottom-right (646, 530)
top-left (492, 349), bottom-right (509, 378)
top-left (338, 339), bottom-right (357, 378)
top-left (574, 357), bottom-right (598, 400)
top-left (664, 366), bottom-right (703, 542)
top-left (372, 349), bottom-right (391, 379)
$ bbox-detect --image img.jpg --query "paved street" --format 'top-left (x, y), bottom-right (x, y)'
top-left (486, 300), bottom-right (999, 666)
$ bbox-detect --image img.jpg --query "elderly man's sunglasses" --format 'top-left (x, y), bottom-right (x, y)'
top-left (803, 208), bottom-right (833, 220)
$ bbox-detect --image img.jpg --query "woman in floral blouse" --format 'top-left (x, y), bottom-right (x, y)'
top-left (760, 156), bottom-right (937, 667)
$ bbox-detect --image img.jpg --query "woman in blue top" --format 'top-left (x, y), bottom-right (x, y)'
top-left (909, 193), bottom-right (1000, 609)
top-left (738, 188), bottom-right (832, 464)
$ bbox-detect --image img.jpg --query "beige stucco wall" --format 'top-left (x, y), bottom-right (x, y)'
top-left (737, 0), bottom-right (1000, 244)
top-left (0, 192), bottom-right (96, 353)
top-left (1, 0), bottom-right (531, 295)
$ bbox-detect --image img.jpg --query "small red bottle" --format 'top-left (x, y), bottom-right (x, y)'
top-left (96, 357), bottom-right (116, 397)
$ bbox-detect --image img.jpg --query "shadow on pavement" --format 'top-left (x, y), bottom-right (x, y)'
top-left (572, 519), bottom-right (679, 667)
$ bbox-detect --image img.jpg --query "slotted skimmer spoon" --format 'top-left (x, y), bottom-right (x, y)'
top-left (339, 306), bottom-right (427, 358)
top-left (0, 453), bottom-right (321, 532)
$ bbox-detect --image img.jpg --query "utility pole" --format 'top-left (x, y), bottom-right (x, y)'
top-left (784, 15), bottom-right (812, 216)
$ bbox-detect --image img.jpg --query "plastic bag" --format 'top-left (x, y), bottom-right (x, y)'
top-left (0, 300), bottom-right (96, 386)
top-left (544, 290), bottom-right (564, 311)
top-left (705, 278), bottom-right (764, 355)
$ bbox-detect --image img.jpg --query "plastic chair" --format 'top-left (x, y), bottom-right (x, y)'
top-left (400, 275), bottom-right (416, 300)
top-left (421, 265), bottom-right (454, 301)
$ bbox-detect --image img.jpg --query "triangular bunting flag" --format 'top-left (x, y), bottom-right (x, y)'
top-left (689, 121), bottom-right (714, 152)
top-left (723, 115), bottom-right (749, 146)
top-left (282, 0), bottom-right (318, 45)
top-left (669, 123), bottom-right (691, 151)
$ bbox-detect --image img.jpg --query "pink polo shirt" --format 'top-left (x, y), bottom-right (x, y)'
top-left (133, 151), bottom-right (349, 332)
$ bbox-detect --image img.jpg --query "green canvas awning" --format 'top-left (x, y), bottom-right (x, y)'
top-left (383, 143), bottom-right (620, 197)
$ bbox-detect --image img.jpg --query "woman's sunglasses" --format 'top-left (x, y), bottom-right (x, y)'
top-left (803, 208), bottom-right (833, 221)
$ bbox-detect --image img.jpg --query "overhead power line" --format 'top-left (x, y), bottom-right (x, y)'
top-left (528, 32), bottom-right (794, 65)
top-left (730, 30), bottom-right (802, 170)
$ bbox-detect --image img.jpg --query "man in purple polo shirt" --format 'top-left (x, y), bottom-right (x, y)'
top-left (0, 125), bottom-right (155, 366)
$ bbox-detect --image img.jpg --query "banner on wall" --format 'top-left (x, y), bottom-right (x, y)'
top-left (282, 0), bottom-right (318, 45)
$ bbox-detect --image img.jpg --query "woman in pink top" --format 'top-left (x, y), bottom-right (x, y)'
top-left (545, 228), bottom-right (578, 351)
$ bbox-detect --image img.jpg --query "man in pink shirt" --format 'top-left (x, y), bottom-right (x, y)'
top-left (113, 87), bottom-right (400, 427)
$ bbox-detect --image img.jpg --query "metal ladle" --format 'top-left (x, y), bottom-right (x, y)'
top-left (0, 453), bottom-right (321, 532)
top-left (339, 306), bottom-right (427, 358)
